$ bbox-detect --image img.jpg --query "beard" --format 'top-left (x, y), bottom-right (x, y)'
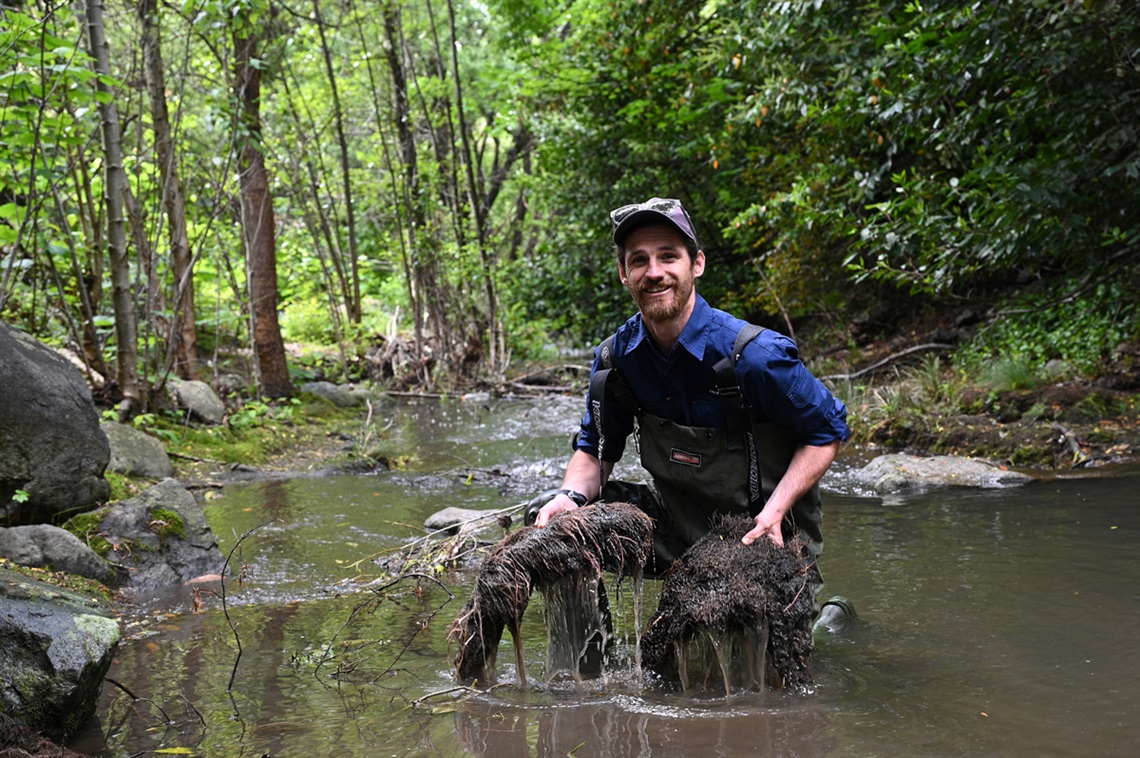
top-left (632, 276), bottom-right (693, 323)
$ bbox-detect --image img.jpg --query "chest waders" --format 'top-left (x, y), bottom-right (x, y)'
top-left (591, 325), bottom-right (824, 572)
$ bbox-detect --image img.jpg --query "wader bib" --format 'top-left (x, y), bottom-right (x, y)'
top-left (593, 325), bottom-right (823, 573)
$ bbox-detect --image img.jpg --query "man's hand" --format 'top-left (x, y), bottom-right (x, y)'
top-left (741, 441), bottom-right (840, 547)
top-left (742, 511), bottom-right (784, 547)
top-left (534, 493), bottom-right (579, 527)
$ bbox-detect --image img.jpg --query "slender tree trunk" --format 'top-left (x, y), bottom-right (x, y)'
top-left (84, 0), bottom-right (140, 416)
top-left (312, 0), bottom-right (361, 325)
top-left (233, 23), bottom-right (292, 399)
top-left (139, 0), bottom-right (199, 380)
top-left (382, 1), bottom-right (451, 381)
top-left (444, 0), bottom-right (499, 371)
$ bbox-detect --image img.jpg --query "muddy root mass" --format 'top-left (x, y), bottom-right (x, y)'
top-left (641, 514), bottom-right (816, 690)
top-left (448, 503), bottom-right (653, 684)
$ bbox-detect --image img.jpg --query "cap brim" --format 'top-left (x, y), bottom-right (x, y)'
top-left (612, 209), bottom-right (694, 246)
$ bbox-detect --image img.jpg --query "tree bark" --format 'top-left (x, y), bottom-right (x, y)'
top-left (84, 0), bottom-right (140, 416)
top-left (233, 21), bottom-right (292, 399)
top-left (139, 0), bottom-right (199, 380)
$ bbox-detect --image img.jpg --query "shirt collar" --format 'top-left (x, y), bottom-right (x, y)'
top-left (626, 294), bottom-right (712, 360)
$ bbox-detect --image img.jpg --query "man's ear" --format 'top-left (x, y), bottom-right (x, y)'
top-left (617, 260), bottom-right (628, 285)
top-left (693, 250), bottom-right (706, 278)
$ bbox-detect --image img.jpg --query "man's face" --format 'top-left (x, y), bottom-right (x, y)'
top-left (618, 224), bottom-right (705, 324)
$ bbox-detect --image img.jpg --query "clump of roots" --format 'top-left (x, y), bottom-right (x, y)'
top-left (448, 503), bottom-right (653, 685)
top-left (641, 514), bottom-right (817, 691)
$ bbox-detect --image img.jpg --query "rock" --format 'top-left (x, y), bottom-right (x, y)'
top-left (0, 712), bottom-right (87, 758)
top-left (66, 479), bottom-right (224, 593)
top-left (0, 526), bottom-right (116, 586)
top-left (424, 507), bottom-right (498, 535)
top-left (300, 380), bottom-right (366, 407)
top-left (101, 421), bottom-right (175, 479)
top-left (168, 379), bottom-right (226, 423)
top-left (854, 453), bottom-right (1033, 494)
top-left (0, 322), bottom-right (110, 525)
top-left (0, 566), bottom-right (119, 745)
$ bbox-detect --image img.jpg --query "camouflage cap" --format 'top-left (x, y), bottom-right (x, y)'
top-left (609, 198), bottom-right (699, 247)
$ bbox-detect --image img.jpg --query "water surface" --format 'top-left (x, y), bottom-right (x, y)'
top-left (75, 397), bottom-right (1140, 757)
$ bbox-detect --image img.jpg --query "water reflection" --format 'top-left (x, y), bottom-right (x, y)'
top-left (454, 693), bottom-right (839, 758)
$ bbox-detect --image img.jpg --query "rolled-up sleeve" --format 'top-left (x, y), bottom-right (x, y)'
top-left (739, 334), bottom-right (851, 447)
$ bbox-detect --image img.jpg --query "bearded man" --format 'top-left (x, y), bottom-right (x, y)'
top-left (530, 198), bottom-right (851, 591)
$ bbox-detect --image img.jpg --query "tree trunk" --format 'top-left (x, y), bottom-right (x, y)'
top-left (139, 0), bottom-right (199, 380)
top-left (312, 0), bottom-right (361, 325)
top-left (382, 1), bottom-right (451, 382)
top-left (84, 0), bottom-right (140, 416)
top-left (233, 22), bottom-right (292, 399)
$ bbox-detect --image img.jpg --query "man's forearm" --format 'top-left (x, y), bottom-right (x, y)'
top-left (536, 449), bottom-right (613, 527)
top-left (560, 448), bottom-right (610, 502)
top-left (743, 440), bottom-right (840, 545)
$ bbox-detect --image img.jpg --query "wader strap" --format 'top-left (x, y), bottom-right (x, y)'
top-left (589, 337), bottom-right (615, 468)
top-left (593, 323), bottom-right (765, 508)
top-left (711, 323), bottom-right (765, 507)
top-left (589, 335), bottom-right (636, 490)
top-left (711, 324), bottom-right (764, 449)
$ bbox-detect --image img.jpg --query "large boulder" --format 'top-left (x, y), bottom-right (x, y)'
top-left (101, 421), bottom-right (175, 479)
top-left (66, 479), bottom-right (224, 592)
top-left (0, 525), bottom-right (116, 585)
top-left (0, 322), bottom-right (109, 525)
top-left (0, 566), bottom-right (120, 744)
top-left (854, 453), bottom-right (1034, 494)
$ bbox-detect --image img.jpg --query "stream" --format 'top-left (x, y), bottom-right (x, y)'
top-left (73, 395), bottom-right (1140, 757)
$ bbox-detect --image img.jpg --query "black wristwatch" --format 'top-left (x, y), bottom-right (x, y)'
top-left (555, 489), bottom-right (589, 507)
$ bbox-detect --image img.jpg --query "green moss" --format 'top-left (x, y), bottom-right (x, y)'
top-left (148, 507), bottom-right (185, 541)
top-left (0, 558), bottom-right (114, 603)
top-left (60, 510), bottom-right (112, 557)
top-left (103, 470), bottom-right (144, 502)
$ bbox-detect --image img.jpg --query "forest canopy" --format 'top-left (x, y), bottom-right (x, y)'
top-left (2, 0), bottom-right (1137, 407)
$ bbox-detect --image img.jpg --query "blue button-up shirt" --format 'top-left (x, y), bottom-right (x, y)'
top-left (575, 295), bottom-right (851, 461)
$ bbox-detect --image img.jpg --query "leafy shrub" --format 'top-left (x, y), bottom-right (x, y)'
top-left (958, 280), bottom-right (1138, 377)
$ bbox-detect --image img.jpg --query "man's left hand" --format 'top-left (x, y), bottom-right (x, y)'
top-left (742, 512), bottom-right (784, 547)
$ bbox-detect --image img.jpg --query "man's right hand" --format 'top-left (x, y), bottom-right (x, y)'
top-left (534, 493), bottom-right (579, 527)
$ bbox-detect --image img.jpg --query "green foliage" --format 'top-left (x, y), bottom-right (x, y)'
top-left (228, 397), bottom-right (300, 430)
top-left (958, 280), bottom-right (1139, 376)
top-left (5, 0), bottom-right (1137, 391)
top-left (978, 358), bottom-right (1042, 393)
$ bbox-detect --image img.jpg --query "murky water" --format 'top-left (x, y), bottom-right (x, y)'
top-left (73, 397), bottom-right (1140, 757)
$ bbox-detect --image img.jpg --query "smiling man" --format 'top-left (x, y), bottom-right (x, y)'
top-left (531, 198), bottom-right (851, 590)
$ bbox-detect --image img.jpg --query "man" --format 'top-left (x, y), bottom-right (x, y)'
top-left (531, 197), bottom-right (851, 583)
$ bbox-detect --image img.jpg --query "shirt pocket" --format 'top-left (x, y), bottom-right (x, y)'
top-left (784, 370), bottom-right (821, 411)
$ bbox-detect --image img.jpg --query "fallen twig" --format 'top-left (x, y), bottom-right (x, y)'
top-left (819, 343), bottom-right (954, 382)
